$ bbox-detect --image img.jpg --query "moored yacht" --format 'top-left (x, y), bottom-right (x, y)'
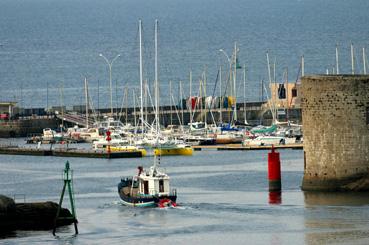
top-left (153, 141), bottom-right (193, 156)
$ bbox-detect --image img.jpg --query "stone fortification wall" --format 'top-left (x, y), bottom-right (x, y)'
top-left (0, 118), bottom-right (58, 137)
top-left (301, 75), bottom-right (369, 191)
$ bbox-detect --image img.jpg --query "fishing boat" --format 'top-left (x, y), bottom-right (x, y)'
top-left (117, 158), bottom-right (177, 207)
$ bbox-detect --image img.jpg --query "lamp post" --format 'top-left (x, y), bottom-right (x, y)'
top-left (219, 49), bottom-right (231, 66)
top-left (99, 53), bottom-right (121, 116)
top-left (219, 48), bottom-right (237, 122)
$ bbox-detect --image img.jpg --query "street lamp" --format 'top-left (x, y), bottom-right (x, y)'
top-left (219, 48), bottom-right (233, 90)
top-left (219, 47), bottom-right (237, 122)
top-left (99, 53), bottom-right (121, 116)
top-left (219, 48), bottom-right (233, 97)
top-left (219, 49), bottom-right (231, 66)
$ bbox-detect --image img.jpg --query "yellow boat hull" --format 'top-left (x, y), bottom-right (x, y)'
top-left (110, 146), bottom-right (147, 157)
top-left (154, 147), bottom-right (193, 156)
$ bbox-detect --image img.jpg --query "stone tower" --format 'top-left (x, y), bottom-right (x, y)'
top-left (301, 75), bottom-right (369, 191)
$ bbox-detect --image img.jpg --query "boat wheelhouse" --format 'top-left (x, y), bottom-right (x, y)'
top-left (117, 159), bottom-right (177, 207)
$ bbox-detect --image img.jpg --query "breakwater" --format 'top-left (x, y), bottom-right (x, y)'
top-left (0, 146), bottom-right (143, 158)
top-left (0, 195), bottom-right (74, 233)
top-left (0, 117), bottom-right (58, 138)
top-left (1, 101), bottom-right (302, 137)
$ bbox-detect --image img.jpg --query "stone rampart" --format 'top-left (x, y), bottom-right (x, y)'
top-left (301, 75), bottom-right (369, 191)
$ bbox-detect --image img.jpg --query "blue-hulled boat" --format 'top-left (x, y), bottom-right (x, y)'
top-left (117, 159), bottom-right (177, 208)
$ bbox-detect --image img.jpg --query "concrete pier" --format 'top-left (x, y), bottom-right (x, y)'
top-left (301, 75), bottom-right (369, 191)
top-left (192, 143), bottom-right (303, 151)
top-left (0, 146), bottom-right (143, 158)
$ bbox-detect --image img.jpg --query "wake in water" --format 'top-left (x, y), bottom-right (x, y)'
top-left (101, 200), bottom-right (195, 211)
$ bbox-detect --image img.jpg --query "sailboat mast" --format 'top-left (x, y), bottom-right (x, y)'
top-left (351, 42), bottom-right (355, 75)
top-left (139, 19), bottom-right (144, 134)
top-left (169, 80), bottom-right (173, 125)
top-left (336, 44), bottom-right (340, 74)
top-left (144, 79), bottom-right (148, 123)
top-left (46, 82), bottom-right (49, 114)
top-left (180, 80), bottom-right (184, 125)
top-left (204, 69), bottom-right (207, 126)
top-left (133, 89), bottom-right (137, 133)
top-left (124, 87), bottom-right (128, 126)
top-left (189, 70), bottom-right (193, 129)
top-left (243, 65), bottom-right (247, 124)
top-left (233, 42), bottom-right (237, 122)
top-left (199, 77), bottom-right (203, 122)
top-left (363, 47), bottom-right (367, 75)
top-left (59, 82), bottom-right (64, 130)
top-left (84, 77), bottom-right (89, 128)
top-left (286, 67), bottom-right (289, 122)
top-left (266, 51), bottom-right (275, 123)
top-left (273, 58), bottom-right (277, 122)
top-left (301, 55), bottom-right (305, 77)
top-left (219, 66), bottom-right (222, 124)
top-left (155, 19), bottom-right (159, 134)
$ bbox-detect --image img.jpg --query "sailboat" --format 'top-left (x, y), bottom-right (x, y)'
top-left (153, 140), bottom-right (193, 156)
top-left (150, 19), bottom-right (193, 156)
top-left (118, 32), bottom-right (178, 206)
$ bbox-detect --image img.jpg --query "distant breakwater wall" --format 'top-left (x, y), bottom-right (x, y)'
top-left (0, 117), bottom-right (59, 137)
top-left (0, 102), bottom-right (302, 137)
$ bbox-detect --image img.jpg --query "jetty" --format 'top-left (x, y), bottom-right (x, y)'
top-left (192, 143), bottom-right (303, 151)
top-left (0, 146), bottom-right (143, 158)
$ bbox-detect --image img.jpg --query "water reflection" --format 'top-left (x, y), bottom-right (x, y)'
top-left (304, 192), bottom-right (369, 245)
top-left (304, 191), bottom-right (369, 206)
top-left (268, 191), bottom-right (282, 205)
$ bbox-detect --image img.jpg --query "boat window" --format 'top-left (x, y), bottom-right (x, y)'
top-left (143, 181), bottom-right (149, 194)
top-left (133, 181), bottom-right (139, 188)
top-left (159, 180), bottom-right (164, 192)
top-left (292, 88), bottom-right (297, 97)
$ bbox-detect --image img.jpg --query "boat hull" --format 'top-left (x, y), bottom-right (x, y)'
top-left (153, 147), bottom-right (193, 156)
top-left (118, 192), bottom-right (177, 207)
top-left (110, 146), bottom-right (147, 157)
top-left (215, 138), bottom-right (243, 144)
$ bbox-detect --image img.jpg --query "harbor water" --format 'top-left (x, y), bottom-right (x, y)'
top-left (1, 139), bottom-right (369, 244)
top-left (1, 0), bottom-right (369, 108)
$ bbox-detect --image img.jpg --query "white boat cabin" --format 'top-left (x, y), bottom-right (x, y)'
top-left (138, 166), bottom-right (170, 196)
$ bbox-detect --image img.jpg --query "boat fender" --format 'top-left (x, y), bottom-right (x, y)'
top-left (158, 198), bottom-right (176, 208)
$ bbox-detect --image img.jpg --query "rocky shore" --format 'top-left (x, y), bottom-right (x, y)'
top-left (0, 195), bottom-right (76, 234)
